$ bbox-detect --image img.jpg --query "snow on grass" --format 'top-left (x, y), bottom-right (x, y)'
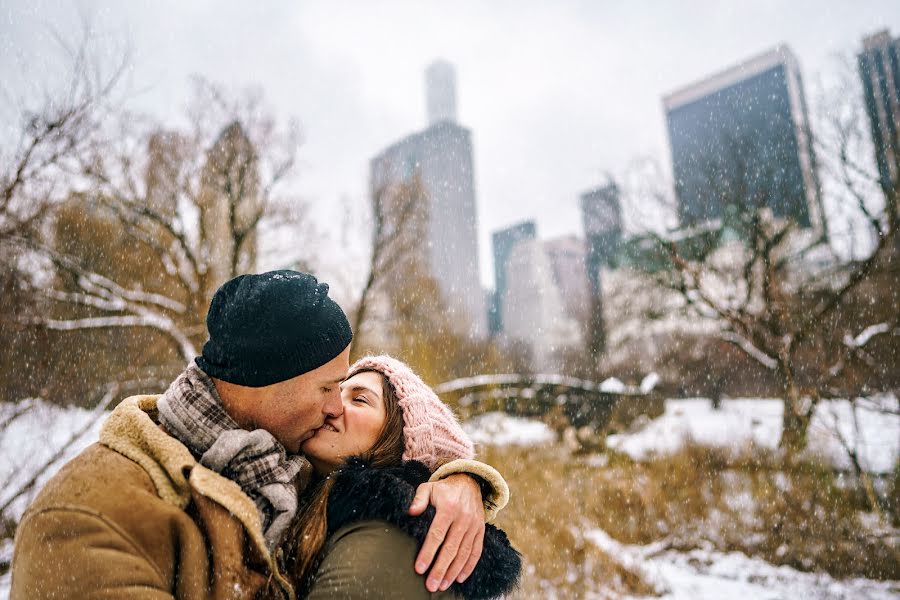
top-left (607, 395), bottom-right (899, 474)
top-left (607, 398), bottom-right (782, 458)
top-left (461, 396), bottom-right (898, 474)
top-left (585, 530), bottom-right (899, 600)
top-left (600, 377), bottom-right (626, 393)
top-left (807, 396), bottom-right (899, 474)
top-left (0, 399), bottom-right (103, 520)
top-left (0, 398), bottom-right (106, 598)
top-left (463, 412), bottom-right (555, 447)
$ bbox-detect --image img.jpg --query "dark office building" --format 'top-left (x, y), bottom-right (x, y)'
top-left (580, 182), bottom-right (623, 285)
top-left (858, 29), bottom-right (900, 196)
top-left (490, 220), bottom-right (537, 335)
top-left (663, 45), bottom-right (823, 233)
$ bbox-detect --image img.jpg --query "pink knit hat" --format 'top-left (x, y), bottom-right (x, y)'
top-left (348, 355), bottom-right (474, 470)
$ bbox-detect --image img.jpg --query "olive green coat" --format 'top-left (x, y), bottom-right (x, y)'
top-left (305, 521), bottom-right (454, 599)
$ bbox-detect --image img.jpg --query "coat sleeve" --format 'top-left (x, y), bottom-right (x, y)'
top-left (10, 507), bottom-right (174, 600)
top-left (429, 459), bottom-right (510, 522)
top-left (304, 520), bottom-right (453, 600)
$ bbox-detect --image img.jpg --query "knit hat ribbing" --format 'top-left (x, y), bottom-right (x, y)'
top-left (196, 270), bottom-right (352, 387)
top-left (348, 356), bottom-right (474, 470)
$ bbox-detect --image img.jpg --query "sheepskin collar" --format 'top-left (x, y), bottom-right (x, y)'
top-left (327, 458), bottom-right (522, 600)
top-left (99, 395), bottom-right (270, 561)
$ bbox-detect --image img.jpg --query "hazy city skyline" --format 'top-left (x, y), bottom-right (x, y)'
top-left (3, 1), bottom-right (900, 287)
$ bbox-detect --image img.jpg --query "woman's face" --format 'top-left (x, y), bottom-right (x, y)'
top-left (301, 370), bottom-right (388, 474)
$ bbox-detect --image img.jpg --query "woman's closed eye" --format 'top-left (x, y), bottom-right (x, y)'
top-left (353, 395), bottom-right (370, 405)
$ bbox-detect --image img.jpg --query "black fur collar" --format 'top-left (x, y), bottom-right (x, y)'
top-left (327, 457), bottom-right (521, 600)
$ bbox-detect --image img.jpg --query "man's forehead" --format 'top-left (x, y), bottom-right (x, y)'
top-left (315, 361), bottom-right (349, 382)
top-left (320, 373), bottom-right (346, 385)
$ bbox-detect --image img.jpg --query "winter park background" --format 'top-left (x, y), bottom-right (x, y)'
top-left (1, 2), bottom-right (899, 599)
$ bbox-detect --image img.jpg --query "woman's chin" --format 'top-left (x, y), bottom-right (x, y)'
top-left (301, 445), bottom-right (338, 475)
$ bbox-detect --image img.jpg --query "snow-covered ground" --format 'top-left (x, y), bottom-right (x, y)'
top-left (586, 529), bottom-right (899, 600)
top-left (463, 412), bottom-right (556, 446)
top-left (463, 396), bottom-right (899, 474)
top-left (0, 399), bottom-right (106, 521)
top-left (465, 399), bottom-right (899, 599)
top-left (606, 395), bottom-right (899, 474)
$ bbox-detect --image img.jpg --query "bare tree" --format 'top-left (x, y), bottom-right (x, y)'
top-left (4, 79), bottom-right (304, 366)
top-left (0, 22), bottom-right (136, 403)
top-left (635, 70), bottom-right (899, 453)
top-left (350, 174), bottom-right (428, 355)
top-left (0, 24), bottom-right (128, 241)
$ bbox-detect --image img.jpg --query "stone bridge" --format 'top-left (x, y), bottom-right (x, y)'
top-left (434, 373), bottom-right (662, 432)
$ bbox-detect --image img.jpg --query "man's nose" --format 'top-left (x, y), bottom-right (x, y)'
top-left (324, 389), bottom-right (343, 418)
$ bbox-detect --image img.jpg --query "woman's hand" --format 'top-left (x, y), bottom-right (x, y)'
top-left (408, 473), bottom-right (485, 592)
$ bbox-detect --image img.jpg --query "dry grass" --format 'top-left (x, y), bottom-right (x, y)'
top-left (483, 440), bottom-right (899, 598)
top-left (484, 443), bottom-right (659, 599)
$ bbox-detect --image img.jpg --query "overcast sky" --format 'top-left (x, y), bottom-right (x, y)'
top-left (3, 1), bottom-right (900, 289)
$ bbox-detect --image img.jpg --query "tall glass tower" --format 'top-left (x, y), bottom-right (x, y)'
top-left (663, 45), bottom-right (823, 234)
top-left (858, 30), bottom-right (900, 196)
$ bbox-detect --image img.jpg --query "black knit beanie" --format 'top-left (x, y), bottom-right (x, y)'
top-left (195, 270), bottom-right (353, 387)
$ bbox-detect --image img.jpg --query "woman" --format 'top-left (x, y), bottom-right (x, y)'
top-left (279, 355), bottom-right (521, 599)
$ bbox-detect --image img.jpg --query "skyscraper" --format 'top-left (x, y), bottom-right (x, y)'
top-left (425, 60), bottom-right (458, 125)
top-left (502, 237), bottom-right (581, 367)
top-left (663, 45), bottom-right (823, 233)
top-left (580, 182), bottom-right (622, 357)
top-left (490, 221), bottom-right (537, 335)
top-left (544, 235), bottom-right (591, 326)
top-left (858, 29), bottom-right (900, 196)
top-left (580, 182), bottom-right (623, 276)
top-left (370, 60), bottom-right (486, 337)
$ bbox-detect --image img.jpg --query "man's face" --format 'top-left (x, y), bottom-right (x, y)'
top-left (248, 345), bottom-right (351, 453)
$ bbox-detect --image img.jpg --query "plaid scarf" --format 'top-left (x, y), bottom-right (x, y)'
top-left (157, 363), bottom-right (311, 551)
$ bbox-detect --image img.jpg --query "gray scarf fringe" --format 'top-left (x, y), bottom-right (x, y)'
top-left (157, 363), bottom-right (310, 551)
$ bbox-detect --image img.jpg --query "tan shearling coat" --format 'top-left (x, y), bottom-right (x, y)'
top-left (11, 395), bottom-right (295, 600)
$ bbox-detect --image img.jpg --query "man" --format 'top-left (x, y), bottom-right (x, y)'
top-left (10, 270), bottom-right (508, 599)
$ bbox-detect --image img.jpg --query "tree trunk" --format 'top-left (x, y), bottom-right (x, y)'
top-left (778, 374), bottom-right (814, 454)
top-left (585, 251), bottom-right (606, 376)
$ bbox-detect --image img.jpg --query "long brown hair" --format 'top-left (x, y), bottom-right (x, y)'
top-left (280, 368), bottom-right (406, 594)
